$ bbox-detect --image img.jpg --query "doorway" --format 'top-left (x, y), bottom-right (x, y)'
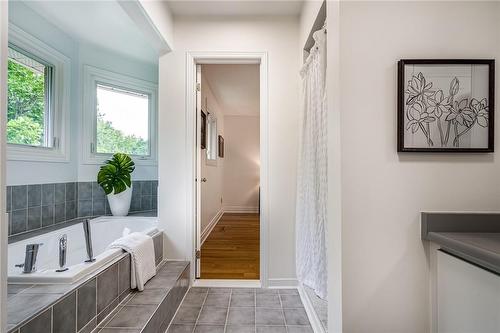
top-left (186, 52), bottom-right (269, 286)
top-left (196, 63), bottom-right (260, 280)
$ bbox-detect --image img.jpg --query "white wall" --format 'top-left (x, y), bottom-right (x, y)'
top-left (158, 16), bottom-right (300, 283)
top-left (223, 115), bottom-right (260, 212)
top-left (338, 2), bottom-right (500, 332)
top-left (200, 72), bottom-right (225, 233)
top-left (6, 2), bottom-right (158, 185)
top-left (299, 0), bottom-right (323, 50)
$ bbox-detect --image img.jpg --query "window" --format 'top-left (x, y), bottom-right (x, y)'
top-left (206, 112), bottom-right (218, 165)
top-left (96, 84), bottom-right (150, 156)
top-left (83, 65), bottom-right (157, 165)
top-left (7, 46), bottom-right (54, 148)
top-left (7, 24), bottom-right (70, 162)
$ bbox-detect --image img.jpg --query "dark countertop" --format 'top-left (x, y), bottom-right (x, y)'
top-left (422, 212), bottom-right (500, 274)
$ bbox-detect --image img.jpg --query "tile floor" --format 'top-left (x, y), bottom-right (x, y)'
top-left (167, 287), bottom-right (313, 333)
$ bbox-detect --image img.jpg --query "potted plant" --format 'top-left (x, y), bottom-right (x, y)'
top-left (97, 153), bottom-right (135, 216)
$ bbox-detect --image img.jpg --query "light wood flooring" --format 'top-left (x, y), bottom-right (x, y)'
top-left (200, 213), bottom-right (260, 279)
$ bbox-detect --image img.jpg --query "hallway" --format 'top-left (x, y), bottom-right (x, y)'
top-left (201, 213), bottom-right (260, 279)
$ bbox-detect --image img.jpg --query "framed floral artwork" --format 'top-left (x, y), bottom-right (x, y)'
top-left (397, 59), bottom-right (495, 152)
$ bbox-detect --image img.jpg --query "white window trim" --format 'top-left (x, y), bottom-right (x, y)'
top-left (7, 24), bottom-right (70, 163)
top-left (82, 65), bottom-right (158, 166)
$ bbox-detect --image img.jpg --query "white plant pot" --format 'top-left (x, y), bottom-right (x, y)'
top-left (107, 186), bottom-right (132, 216)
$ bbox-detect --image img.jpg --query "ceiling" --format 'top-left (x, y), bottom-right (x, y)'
top-left (24, 1), bottom-right (158, 64)
top-left (167, 0), bottom-right (303, 17)
top-left (203, 64), bottom-right (260, 116)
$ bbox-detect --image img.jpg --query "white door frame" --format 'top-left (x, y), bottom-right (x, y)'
top-left (185, 51), bottom-right (269, 287)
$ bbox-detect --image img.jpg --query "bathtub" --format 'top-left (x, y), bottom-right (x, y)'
top-left (8, 216), bottom-right (159, 284)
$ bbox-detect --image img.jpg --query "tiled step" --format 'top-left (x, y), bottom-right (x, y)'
top-left (95, 261), bottom-right (190, 333)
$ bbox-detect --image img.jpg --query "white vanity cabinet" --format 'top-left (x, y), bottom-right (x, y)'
top-left (437, 250), bottom-right (500, 333)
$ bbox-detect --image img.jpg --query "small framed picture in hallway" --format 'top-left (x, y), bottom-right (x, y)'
top-left (201, 110), bottom-right (207, 149)
top-left (397, 59), bottom-right (495, 153)
top-left (218, 135), bottom-right (224, 157)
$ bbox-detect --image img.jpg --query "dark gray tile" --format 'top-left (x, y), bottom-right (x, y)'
top-left (93, 199), bottom-right (105, 216)
top-left (256, 327), bottom-right (287, 333)
top-left (286, 326), bottom-right (313, 333)
top-left (127, 289), bottom-right (167, 305)
top-left (231, 293), bottom-right (255, 307)
top-left (55, 203), bottom-right (66, 223)
top-left (53, 291), bottom-right (76, 333)
top-left (132, 182), bottom-right (142, 197)
top-left (141, 181), bottom-right (152, 195)
top-left (197, 306), bottom-right (227, 325)
top-left (66, 182), bottom-right (76, 201)
top-left (256, 308), bottom-right (285, 326)
top-left (12, 185), bottom-right (27, 210)
top-left (7, 293), bottom-right (60, 326)
top-left (152, 181), bottom-right (158, 196)
top-left (6, 186), bottom-right (12, 212)
top-left (204, 293), bottom-right (230, 307)
top-left (130, 196), bottom-right (141, 212)
top-left (55, 183), bottom-right (66, 204)
top-left (66, 200), bottom-right (76, 220)
top-left (173, 306), bottom-right (201, 324)
top-left (152, 196), bottom-right (157, 210)
top-left (78, 182), bottom-right (92, 200)
top-left (41, 205), bottom-right (55, 227)
top-left (141, 196), bottom-right (152, 211)
top-left (106, 305), bottom-right (156, 328)
top-left (208, 287), bottom-right (231, 294)
top-left (256, 294), bottom-right (281, 308)
top-left (227, 307), bottom-right (255, 325)
top-left (226, 326), bottom-right (255, 333)
top-left (79, 318), bottom-right (96, 333)
top-left (118, 255), bottom-right (131, 296)
top-left (167, 324), bottom-right (195, 333)
top-left (19, 308), bottom-right (51, 333)
top-left (27, 184), bottom-right (41, 207)
top-left (153, 235), bottom-right (163, 262)
top-left (99, 329), bottom-right (141, 333)
top-left (77, 278), bottom-right (96, 331)
top-left (256, 289), bottom-right (278, 295)
top-left (181, 291), bottom-right (206, 307)
top-left (280, 295), bottom-right (303, 308)
top-left (278, 289), bottom-right (298, 295)
top-left (78, 200), bottom-right (92, 217)
top-left (144, 274), bottom-right (176, 290)
top-left (283, 308), bottom-right (309, 326)
top-left (11, 209), bottom-right (27, 234)
top-left (97, 264), bottom-right (119, 314)
top-left (97, 297), bottom-right (119, 324)
top-left (92, 182), bottom-right (106, 200)
top-left (41, 183), bottom-right (55, 205)
top-left (188, 287), bottom-right (209, 294)
top-left (232, 288), bottom-right (256, 294)
top-left (194, 325), bottom-right (225, 333)
top-left (8, 284), bottom-right (33, 294)
top-left (27, 206), bottom-right (41, 231)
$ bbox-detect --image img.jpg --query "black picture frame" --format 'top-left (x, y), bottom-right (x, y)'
top-left (200, 110), bottom-right (207, 149)
top-left (218, 135), bottom-right (224, 158)
top-left (397, 59), bottom-right (495, 153)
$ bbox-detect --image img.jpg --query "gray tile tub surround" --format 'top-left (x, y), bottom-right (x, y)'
top-left (167, 288), bottom-right (313, 333)
top-left (7, 233), bottom-right (164, 333)
top-left (96, 261), bottom-right (190, 333)
top-left (7, 180), bottom-right (158, 237)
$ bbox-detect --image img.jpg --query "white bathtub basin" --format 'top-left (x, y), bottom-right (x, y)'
top-left (8, 216), bottom-right (159, 284)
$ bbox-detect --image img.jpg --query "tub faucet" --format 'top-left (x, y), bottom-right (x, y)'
top-left (56, 234), bottom-right (68, 272)
top-left (83, 219), bottom-right (95, 262)
top-left (15, 243), bottom-right (43, 273)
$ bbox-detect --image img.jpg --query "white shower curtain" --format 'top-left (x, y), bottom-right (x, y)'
top-left (296, 26), bottom-right (328, 300)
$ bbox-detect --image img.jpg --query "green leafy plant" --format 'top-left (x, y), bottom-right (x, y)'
top-left (97, 153), bottom-right (135, 195)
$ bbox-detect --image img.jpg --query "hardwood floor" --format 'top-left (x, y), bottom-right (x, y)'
top-left (200, 213), bottom-right (260, 279)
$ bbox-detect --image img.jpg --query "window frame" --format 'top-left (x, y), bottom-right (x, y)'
top-left (7, 24), bottom-right (70, 162)
top-left (82, 65), bottom-right (158, 165)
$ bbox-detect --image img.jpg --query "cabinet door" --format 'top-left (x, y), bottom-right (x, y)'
top-left (437, 250), bottom-right (500, 333)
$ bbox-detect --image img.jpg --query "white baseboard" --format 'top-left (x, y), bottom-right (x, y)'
top-left (298, 285), bottom-right (327, 333)
top-left (193, 279), bottom-right (261, 288)
top-left (267, 278), bottom-right (299, 288)
top-left (201, 209), bottom-right (224, 245)
top-left (223, 205), bottom-right (259, 213)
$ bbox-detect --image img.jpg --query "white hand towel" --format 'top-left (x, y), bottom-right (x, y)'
top-left (109, 232), bottom-right (156, 291)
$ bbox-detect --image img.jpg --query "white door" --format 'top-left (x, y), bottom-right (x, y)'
top-left (195, 64), bottom-right (202, 278)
